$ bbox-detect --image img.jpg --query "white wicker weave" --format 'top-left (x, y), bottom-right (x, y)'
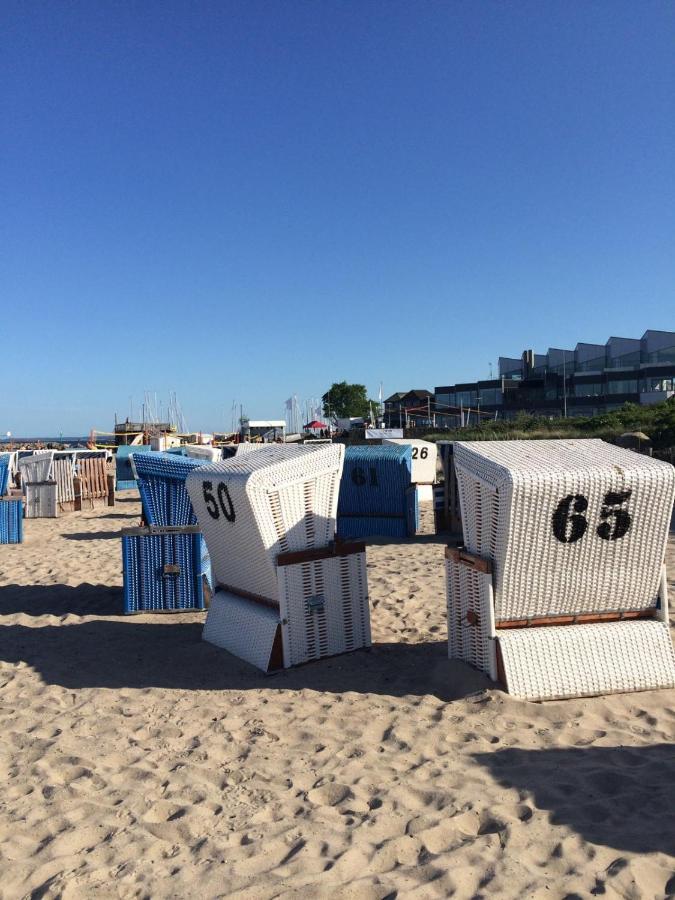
top-left (498, 620), bottom-right (675, 701)
top-left (446, 551), bottom-right (496, 680)
top-left (454, 439), bottom-right (675, 620)
top-left (25, 481), bottom-right (58, 518)
top-left (19, 451), bottom-right (55, 487)
top-left (446, 552), bottom-right (675, 700)
top-left (185, 445), bottom-right (221, 462)
top-left (201, 549), bottom-right (370, 672)
top-left (191, 443), bottom-right (372, 672)
top-left (203, 591), bottom-right (281, 672)
top-left (234, 443), bottom-right (262, 456)
top-left (53, 458), bottom-right (76, 507)
top-left (277, 550), bottom-right (371, 668)
top-left (186, 444), bottom-right (344, 602)
top-left (446, 439), bottom-right (675, 700)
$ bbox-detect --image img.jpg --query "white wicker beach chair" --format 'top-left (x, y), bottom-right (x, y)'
top-left (383, 438), bottom-right (438, 486)
top-left (185, 445), bottom-right (222, 463)
top-left (18, 450), bottom-right (55, 488)
top-left (234, 442), bottom-right (262, 456)
top-left (446, 439), bottom-right (675, 700)
top-left (186, 444), bottom-right (371, 671)
top-left (53, 457), bottom-right (76, 510)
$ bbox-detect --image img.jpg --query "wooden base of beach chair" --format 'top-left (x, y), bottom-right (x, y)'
top-left (202, 543), bottom-right (371, 672)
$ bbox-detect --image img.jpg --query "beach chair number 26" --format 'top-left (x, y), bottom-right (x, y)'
top-left (552, 490), bottom-right (632, 544)
top-left (202, 480), bottom-right (236, 523)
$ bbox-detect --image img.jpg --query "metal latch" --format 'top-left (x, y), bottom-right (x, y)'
top-left (307, 594), bottom-right (325, 611)
top-left (163, 564), bottom-right (181, 577)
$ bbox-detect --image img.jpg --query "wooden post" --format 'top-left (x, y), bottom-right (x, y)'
top-left (73, 476), bottom-right (82, 512)
top-left (107, 474), bottom-right (115, 506)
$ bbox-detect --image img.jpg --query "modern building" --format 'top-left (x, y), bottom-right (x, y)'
top-left (434, 329), bottom-right (675, 424)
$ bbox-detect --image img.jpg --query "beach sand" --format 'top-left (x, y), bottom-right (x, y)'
top-left (0, 496), bottom-right (674, 898)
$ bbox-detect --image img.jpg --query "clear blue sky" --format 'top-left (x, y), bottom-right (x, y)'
top-left (2, 0), bottom-right (673, 434)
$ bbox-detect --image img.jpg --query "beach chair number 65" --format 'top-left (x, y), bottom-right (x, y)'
top-left (202, 481), bottom-right (236, 523)
top-left (552, 490), bottom-right (632, 544)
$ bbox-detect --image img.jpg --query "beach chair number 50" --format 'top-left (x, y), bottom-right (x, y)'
top-left (202, 480), bottom-right (236, 523)
top-left (552, 490), bottom-right (632, 544)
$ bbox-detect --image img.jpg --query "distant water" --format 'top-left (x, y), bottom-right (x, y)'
top-left (1, 437), bottom-right (92, 446)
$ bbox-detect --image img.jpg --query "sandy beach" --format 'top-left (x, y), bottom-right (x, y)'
top-left (0, 497), bottom-right (674, 899)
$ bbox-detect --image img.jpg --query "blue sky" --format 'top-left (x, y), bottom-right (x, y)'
top-left (2, 1), bottom-right (673, 434)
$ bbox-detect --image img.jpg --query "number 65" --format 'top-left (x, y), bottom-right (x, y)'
top-left (552, 490), bottom-right (632, 544)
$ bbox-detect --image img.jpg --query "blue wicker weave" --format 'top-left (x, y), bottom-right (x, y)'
top-left (132, 452), bottom-right (213, 588)
top-left (132, 452), bottom-right (205, 526)
top-left (115, 445), bottom-right (151, 490)
top-left (122, 527), bottom-right (206, 613)
top-left (337, 444), bottom-right (414, 539)
top-left (0, 455), bottom-right (9, 496)
top-left (0, 498), bottom-right (23, 544)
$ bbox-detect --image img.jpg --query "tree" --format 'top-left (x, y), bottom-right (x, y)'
top-left (322, 382), bottom-right (372, 419)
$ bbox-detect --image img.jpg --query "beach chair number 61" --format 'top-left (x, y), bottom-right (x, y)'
top-left (202, 480), bottom-right (236, 523)
top-left (552, 490), bottom-right (632, 544)
top-left (351, 467), bottom-right (378, 487)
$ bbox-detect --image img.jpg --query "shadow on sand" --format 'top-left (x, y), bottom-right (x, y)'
top-left (62, 531), bottom-right (124, 541)
top-left (0, 591), bottom-right (488, 700)
top-left (474, 744), bottom-right (675, 856)
top-left (0, 582), bottom-right (121, 617)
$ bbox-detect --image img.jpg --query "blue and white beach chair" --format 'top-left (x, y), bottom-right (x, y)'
top-left (121, 525), bottom-right (205, 613)
top-left (115, 445), bottom-right (151, 491)
top-left (0, 497), bottom-right (23, 543)
top-left (127, 451), bottom-right (213, 607)
top-left (337, 444), bottom-right (418, 540)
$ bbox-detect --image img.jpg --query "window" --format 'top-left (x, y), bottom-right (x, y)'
top-left (607, 379), bottom-right (638, 394)
top-left (641, 376), bottom-right (675, 392)
top-left (608, 350), bottom-right (640, 369)
top-left (455, 390), bottom-right (477, 407)
top-left (573, 382), bottom-right (603, 397)
top-left (645, 344), bottom-right (675, 365)
top-left (479, 388), bottom-right (502, 405)
top-left (576, 355), bottom-right (605, 372)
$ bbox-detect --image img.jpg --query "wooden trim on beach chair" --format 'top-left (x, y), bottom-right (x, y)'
top-left (216, 582), bottom-right (280, 611)
top-left (445, 545), bottom-right (492, 575)
top-left (276, 540), bottom-right (366, 568)
top-left (496, 608), bottom-right (656, 630)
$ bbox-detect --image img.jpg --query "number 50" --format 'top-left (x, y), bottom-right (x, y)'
top-left (203, 480), bottom-right (236, 522)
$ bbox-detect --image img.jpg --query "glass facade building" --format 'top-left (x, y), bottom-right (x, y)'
top-left (434, 330), bottom-right (675, 424)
